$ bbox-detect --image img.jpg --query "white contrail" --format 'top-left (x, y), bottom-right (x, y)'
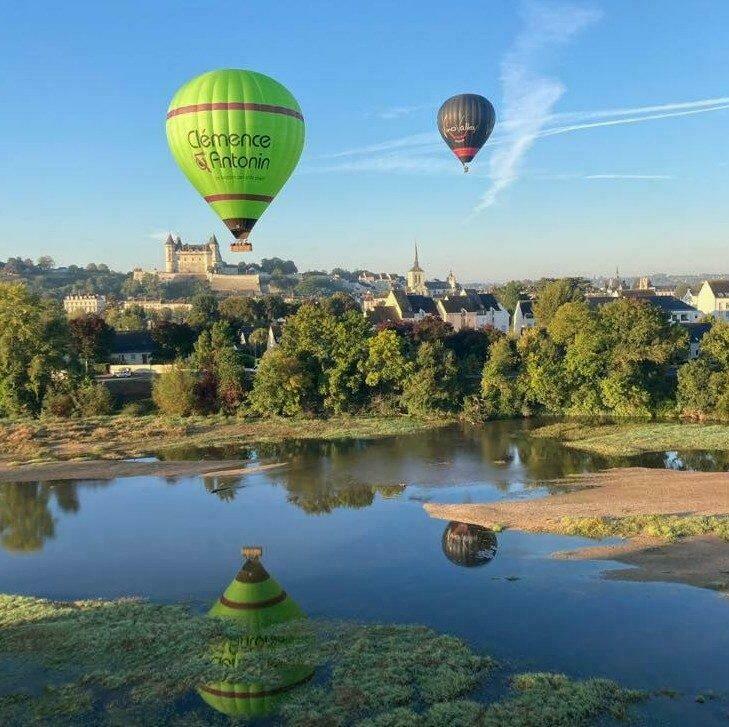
top-left (472, 1), bottom-right (601, 214)
top-left (315, 96), bottom-right (729, 165)
top-left (583, 174), bottom-right (674, 180)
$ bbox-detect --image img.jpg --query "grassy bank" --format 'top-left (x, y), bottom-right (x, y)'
top-left (558, 514), bottom-right (729, 542)
top-left (0, 414), bottom-right (451, 466)
top-left (531, 421), bottom-right (729, 457)
top-left (0, 594), bottom-right (646, 726)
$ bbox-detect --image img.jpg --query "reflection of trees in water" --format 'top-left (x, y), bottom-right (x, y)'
top-left (442, 522), bottom-right (498, 567)
top-left (0, 483), bottom-right (55, 552)
top-left (0, 480), bottom-right (111, 553)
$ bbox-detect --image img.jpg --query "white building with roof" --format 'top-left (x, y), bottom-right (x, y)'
top-left (696, 280), bottom-right (729, 320)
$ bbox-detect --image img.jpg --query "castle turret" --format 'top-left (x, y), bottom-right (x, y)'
top-left (164, 233), bottom-right (176, 273)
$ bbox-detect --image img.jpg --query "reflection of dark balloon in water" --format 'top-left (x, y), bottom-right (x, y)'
top-left (442, 522), bottom-right (498, 567)
top-left (198, 547), bottom-right (313, 718)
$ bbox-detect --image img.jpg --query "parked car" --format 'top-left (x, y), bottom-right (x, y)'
top-left (113, 368), bottom-right (132, 378)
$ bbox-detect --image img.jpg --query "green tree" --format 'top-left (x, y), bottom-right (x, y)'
top-left (533, 278), bottom-right (585, 328)
top-left (219, 296), bottom-right (263, 326)
top-left (188, 291), bottom-right (219, 328)
top-left (517, 328), bottom-right (568, 414)
top-left (364, 329), bottom-right (412, 406)
top-left (402, 339), bottom-right (459, 416)
top-left (248, 327), bottom-right (269, 353)
top-left (480, 337), bottom-right (523, 418)
top-left (152, 366), bottom-right (197, 416)
top-left (492, 281), bottom-right (525, 313)
top-left (151, 320), bottom-right (196, 361)
top-left (249, 349), bottom-right (318, 416)
top-left (68, 314), bottom-right (114, 371)
top-left (105, 304), bottom-right (147, 332)
top-left (0, 283), bottom-right (70, 416)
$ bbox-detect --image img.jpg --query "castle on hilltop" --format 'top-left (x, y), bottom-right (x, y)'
top-left (163, 233), bottom-right (223, 275)
top-left (133, 234), bottom-right (264, 295)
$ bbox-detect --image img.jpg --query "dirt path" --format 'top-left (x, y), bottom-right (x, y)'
top-left (0, 460), bottom-right (286, 483)
top-left (425, 467), bottom-right (729, 593)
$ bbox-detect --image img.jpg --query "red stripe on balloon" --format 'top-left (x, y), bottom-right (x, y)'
top-left (454, 147), bottom-right (479, 158)
top-left (204, 193), bottom-right (273, 203)
top-left (218, 591), bottom-right (288, 610)
top-left (199, 672), bottom-right (314, 699)
top-left (167, 102), bottom-right (303, 120)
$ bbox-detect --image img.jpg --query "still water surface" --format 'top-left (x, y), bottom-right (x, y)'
top-left (0, 422), bottom-right (727, 724)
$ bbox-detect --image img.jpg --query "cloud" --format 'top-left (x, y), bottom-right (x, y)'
top-left (314, 95), bottom-right (729, 168)
top-left (377, 103), bottom-right (434, 120)
top-left (583, 173), bottom-right (674, 180)
top-left (472, 1), bottom-right (601, 214)
top-left (147, 230), bottom-right (177, 242)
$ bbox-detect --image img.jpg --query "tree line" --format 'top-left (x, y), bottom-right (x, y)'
top-left (1, 279), bottom-right (727, 421)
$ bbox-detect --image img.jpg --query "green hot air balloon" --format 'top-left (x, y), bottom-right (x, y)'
top-left (198, 547), bottom-right (314, 718)
top-left (166, 70), bottom-right (305, 253)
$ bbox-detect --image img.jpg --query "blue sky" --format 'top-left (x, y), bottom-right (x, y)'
top-left (1, 0), bottom-right (728, 281)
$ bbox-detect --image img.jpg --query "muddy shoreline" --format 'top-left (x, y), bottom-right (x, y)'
top-left (425, 467), bottom-right (729, 593)
top-left (0, 459), bottom-right (286, 483)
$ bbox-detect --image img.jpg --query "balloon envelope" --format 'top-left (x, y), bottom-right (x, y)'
top-left (166, 69), bottom-right (305, 251)
top-left (437, 94), bottom-right (495, 170)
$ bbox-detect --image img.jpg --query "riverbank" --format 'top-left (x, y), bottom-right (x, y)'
top-left (530, 420), bottom-right (729, 457)
top-left (0, 414), bottom-right (449, 466)
top-left (425, 467), bottom-right (729, 592)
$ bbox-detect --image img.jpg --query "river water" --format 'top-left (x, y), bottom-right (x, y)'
top-left (0, 421), bottom-right (727, 725)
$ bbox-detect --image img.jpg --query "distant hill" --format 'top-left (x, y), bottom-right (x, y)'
top-left (0, 257), bottom-right (129, 300)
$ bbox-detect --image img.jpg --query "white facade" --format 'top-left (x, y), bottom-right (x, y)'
top-left (63, 294), bottom-right (106, 317)
top-left (513, 300), bottom-right (535, 335)
top-left (695, 280), bottom-right (729, 320)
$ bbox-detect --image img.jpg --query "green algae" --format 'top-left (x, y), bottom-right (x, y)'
top-left (0, 594), bottom-right (648, 726)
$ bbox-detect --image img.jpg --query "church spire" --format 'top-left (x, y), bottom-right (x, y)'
top-left (410, 240), bottom-right (423, 272)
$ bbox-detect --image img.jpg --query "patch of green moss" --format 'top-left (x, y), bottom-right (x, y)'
top-left (559, 514), bottom-right (729, 542)
top-left (531, 421), bottom-right (729, 458)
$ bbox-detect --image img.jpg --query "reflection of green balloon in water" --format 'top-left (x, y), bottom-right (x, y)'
top-left (166, 69), bottom-right (305, 253)
top-left (198, 548), bottom-right (313, 718)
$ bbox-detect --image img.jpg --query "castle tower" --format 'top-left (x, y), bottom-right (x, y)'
top-left (164, 233), bottom-right (176, 273)
top-left (407, 242), bottom-right (425, 293)
top-left (447, 269), bottom-right (457, 291)
top-left (208, 234), bottom-right (223, 270)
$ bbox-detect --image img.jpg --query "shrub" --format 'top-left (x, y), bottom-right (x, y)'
top-left (152, 367), bottom-right (196, 416)
top-left (73, 382), bottom-right (113, 417)
top-left (41, 390), bottom-right (75, 418)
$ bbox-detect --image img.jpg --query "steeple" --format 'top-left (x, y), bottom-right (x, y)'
top-left (410, 241), bottom-right (423, 272)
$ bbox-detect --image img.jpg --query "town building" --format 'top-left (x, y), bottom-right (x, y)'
top-left (645, 296), bottom-right (701, 324)
top-left (405, 244), bottom-right (459, 297)
top-left (134, 234), bottom-right (265, 296)
top-left (121, 299), bottom-right (192, 315)
top-left (63, 294), bottom-right (106, 317)
top-left (695, 280), bottom-right (729, 320)
top-left (684, 322), bottom-right (712, 360)
top-left (437, 292), bottom-right (509, 333)
top-left (512, 299), bottom-right (535, 335)
top-left (109, 331), bottom-right (155, 365)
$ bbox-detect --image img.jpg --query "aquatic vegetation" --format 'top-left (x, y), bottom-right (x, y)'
top-left (531, 421), bottom-right (729, 458)
top-left (0, 593), bottom-right (649, 725)
top-left (0, 595), bottom-right (487, 724)
top-left (559, 515), bottom-right (729, 542)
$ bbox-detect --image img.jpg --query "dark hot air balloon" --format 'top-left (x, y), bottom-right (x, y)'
top-left (437, 94), bottom-right (495, 172)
